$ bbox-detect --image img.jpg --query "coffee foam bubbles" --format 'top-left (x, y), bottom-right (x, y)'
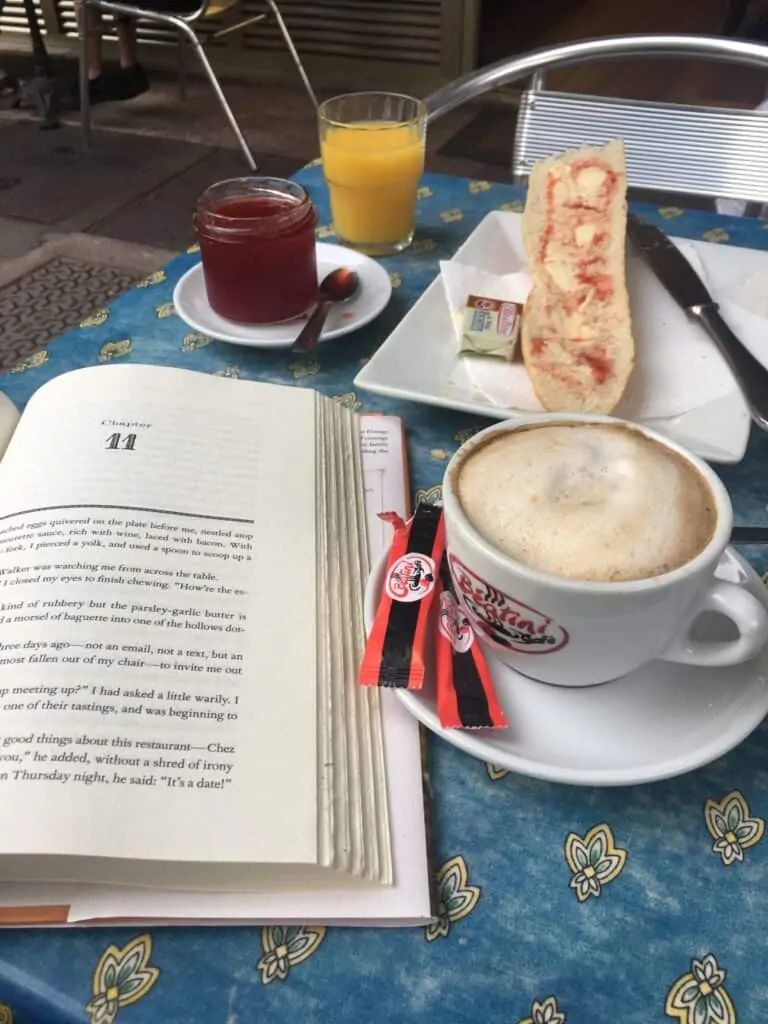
top-left (456, 424), bottom-right (716, 583)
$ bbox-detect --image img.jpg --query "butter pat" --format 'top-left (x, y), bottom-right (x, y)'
top-left (439, 258), bottom-right (532, 360)
top-left (460, 294), bottom-right (522, 359)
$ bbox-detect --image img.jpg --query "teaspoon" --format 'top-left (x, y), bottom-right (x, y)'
top-left (291, 267), bottom-right (360, 353)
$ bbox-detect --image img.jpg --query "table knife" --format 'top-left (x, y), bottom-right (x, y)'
top-left (627, 213), bottom-right (768, 432)
top-left (731, 526), bottom-right (768, 544)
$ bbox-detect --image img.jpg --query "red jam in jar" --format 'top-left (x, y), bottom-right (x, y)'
top-left (194, 177), bottom-right (318, 324)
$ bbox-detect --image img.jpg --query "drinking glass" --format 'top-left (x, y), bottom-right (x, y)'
top-left (318, 92), bottom-right (427, 256)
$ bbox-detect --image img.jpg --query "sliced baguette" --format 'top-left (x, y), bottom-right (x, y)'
top-left (521, 139), bottom-right (634, 414)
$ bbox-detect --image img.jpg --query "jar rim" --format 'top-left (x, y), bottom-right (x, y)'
top-left (195, 177), bottom-right (315, 236)
top-left (196, 177), bottom-right (311, 220)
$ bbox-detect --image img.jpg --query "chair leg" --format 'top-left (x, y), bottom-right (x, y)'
top-left (264, 0), bottom-right (317, 109)
top-left (178, 37), bottom-right (187, 101)
top-left (722, 0), bottom-right (749, 36)
top-left (178, 21), bottom-right (257, 171)
top-left (79, 0), bottom-right (92, 151)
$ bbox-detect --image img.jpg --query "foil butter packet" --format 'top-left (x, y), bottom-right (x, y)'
top-left (459, 294), bottom-right (522, 359)
top-left (439, 258), bottom-right (530, 361)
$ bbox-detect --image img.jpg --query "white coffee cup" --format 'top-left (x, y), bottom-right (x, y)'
top-left (442, 414), bottom-right (768, 687)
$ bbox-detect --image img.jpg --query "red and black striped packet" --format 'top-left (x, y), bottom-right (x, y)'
top-left (359, 502), bottom-right (444, 689)
top-left (435, 554), bottom-right (507, 729)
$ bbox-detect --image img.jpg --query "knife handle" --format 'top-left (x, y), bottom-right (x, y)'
top-left (693, 303), bottom-right (768, 433)
top-left (731, 526), bottom-right (768, 544)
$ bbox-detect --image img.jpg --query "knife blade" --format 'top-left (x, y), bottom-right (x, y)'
top-left (731, 526), bottom-right (768, 544)
top-left (627, 213), bottom-right (768, 433)
top-left (627, 214), bottom-right (712, 308)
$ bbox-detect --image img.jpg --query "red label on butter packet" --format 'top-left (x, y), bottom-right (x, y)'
top-left (359, 502), bottom-right (444, 689)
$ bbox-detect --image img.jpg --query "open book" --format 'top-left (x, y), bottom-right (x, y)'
top-left (0, 365), bottom-right (431, 926)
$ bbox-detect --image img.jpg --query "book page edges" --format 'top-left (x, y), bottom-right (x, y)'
top-left (0, 856), bottom-right (388, 891)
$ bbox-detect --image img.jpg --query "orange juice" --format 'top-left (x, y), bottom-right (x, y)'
top-left (321, 121), bottom-right (425, 252)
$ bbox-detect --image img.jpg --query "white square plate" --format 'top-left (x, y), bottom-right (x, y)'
top-left (354, 211), bottom-right (768, 463)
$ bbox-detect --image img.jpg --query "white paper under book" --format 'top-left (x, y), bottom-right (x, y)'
top-left (0, 365), bottom-right (431, 926)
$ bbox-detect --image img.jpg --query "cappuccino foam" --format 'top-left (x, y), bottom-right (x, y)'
top-left (457, 424), bottom-right (716, 583)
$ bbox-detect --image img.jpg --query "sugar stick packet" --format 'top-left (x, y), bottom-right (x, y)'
top-left (435, 554), bottom-right (507, 729)
top-left (359, 502), bottom-right (445, 689)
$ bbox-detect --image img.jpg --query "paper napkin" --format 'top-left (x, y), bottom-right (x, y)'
top-left (440, 260), bottom-right (532, 358)
top-left (440, 260), bottom-right (533, 319)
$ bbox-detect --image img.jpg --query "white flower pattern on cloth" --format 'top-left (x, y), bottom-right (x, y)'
top-left (181, 332), bottom-right (212, 352)
top-left (330, 391), bottom-right (362, 411)
top-left (136, 270), bottom-right (166, 288)
top-left (564, 824), bottom-right (627, 902)
top-left (518, 995), bottom-right (566, 1024)
top-left (665, 954), bottom-right (736, 1024)
top-left (85, 934), bottom-right (159, 1024)
top-left (256, 926), bottom-right (326, 985)
top-left (99, 339), bottom-right (132, 362)
top-left (80, 308), bottom-right (109, 327)
top-left (704, 790), bottom-right (765, 865)
top-left (425, 855), bottom-right (481, 941)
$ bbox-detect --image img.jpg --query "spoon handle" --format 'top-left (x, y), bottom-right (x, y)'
top-left (292, 299), bottom-right (333, 353)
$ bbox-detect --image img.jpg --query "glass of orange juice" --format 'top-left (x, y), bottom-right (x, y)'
top-left (319, 92), bottom-right (427, 256)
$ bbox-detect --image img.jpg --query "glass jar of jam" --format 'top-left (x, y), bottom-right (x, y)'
top-left (194, 177), bottom-right (318, 324)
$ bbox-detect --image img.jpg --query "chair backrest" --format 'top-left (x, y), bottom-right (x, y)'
top-left (425, 34), bottom-right (768, 203)
top-left (514, 89), bottom-right (768, 202)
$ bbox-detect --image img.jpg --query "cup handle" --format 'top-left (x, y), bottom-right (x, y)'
top-left (660, 581), bottom-right (768, 667)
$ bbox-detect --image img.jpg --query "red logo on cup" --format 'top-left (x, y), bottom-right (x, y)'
top-left (438, 590), bottom-right (474, 653)
top-left (448, 554), bottom-right (569, 654)
top-left (385, 553), bottom-right (436, 603)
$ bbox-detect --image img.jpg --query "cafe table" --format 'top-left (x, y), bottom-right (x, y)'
top-left (1, 166), bottom-right (768, 1024)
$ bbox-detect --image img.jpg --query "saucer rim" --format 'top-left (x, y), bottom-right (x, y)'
top-left (172, 242), bottom-right (392, 348)
top-left (364, 547), bottom-right (768, 786)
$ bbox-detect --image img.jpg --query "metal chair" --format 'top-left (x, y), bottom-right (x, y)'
top-left (78, 0), bottom-right (318, 171)
top-left (425, 35), bottom-right (768, 206)
top-left (5, 0), bottom-right (61, 129)
top-left (723, 1), bottom-right (750, 36)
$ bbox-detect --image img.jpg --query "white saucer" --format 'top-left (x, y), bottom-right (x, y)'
top-left (364, 548), bottom-right (768, 786)
top-left (173, 242), bottom-right (392, 348)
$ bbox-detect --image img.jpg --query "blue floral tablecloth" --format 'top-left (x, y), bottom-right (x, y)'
top-left (1, 167), bottom-right (768, 1024)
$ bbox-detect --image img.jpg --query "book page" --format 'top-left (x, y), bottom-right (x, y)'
top-left (0, 412), bottom-right (432, 922)
top-left (0, 391), bottom-right (19, 461)
top-left (0, 365), bottom-right (320, 873)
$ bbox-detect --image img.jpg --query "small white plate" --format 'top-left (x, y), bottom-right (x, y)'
top-left (173, 242), bottom-right (392, 348)
top-left (355, 212), bottom-right (758, 464)
top-left (364, 548), bottom-right (768, 786)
